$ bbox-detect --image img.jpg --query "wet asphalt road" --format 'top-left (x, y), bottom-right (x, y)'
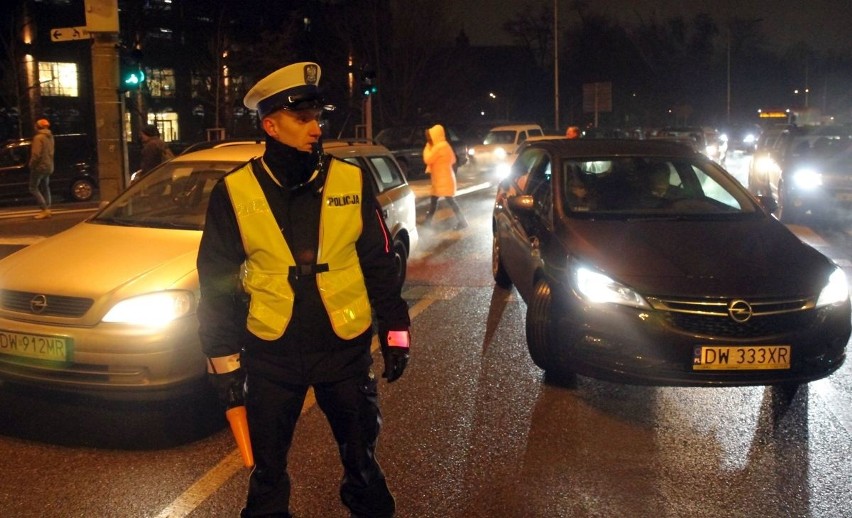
top-left (0, 158), bottom-right (851, 517)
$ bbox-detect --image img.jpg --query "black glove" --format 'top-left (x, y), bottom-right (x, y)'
top-left (379, 328), bottom-right (410, 383)
top-left (208, 369), bottom-right (245, 406)
top-left (207, 355), bottom-right (246, 406)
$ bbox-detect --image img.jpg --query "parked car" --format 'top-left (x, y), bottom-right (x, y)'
top-left (374, 125), bottom-right (468, 179)
top-left (467, 123), bottom-right (544, 179)
top-left (492, 138), bottom-right (849, 388)
top-left (747, 125), bottom-right (852, 222)
top-left (0, 139), bottom-right (417, 399)
top-left (0, 133), bottom-right (98, 203)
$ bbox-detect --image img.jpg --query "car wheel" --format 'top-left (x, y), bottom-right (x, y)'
top-left (526, 279), bottom-right (576, 384)
top-left (392, 239), bottom-right (408, 288)
top-left (70, 178), bottom-right (95, 202)
top-left (491, 233), bottom-right (512, 288)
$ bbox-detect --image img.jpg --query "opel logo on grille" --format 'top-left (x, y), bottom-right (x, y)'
top-left (30, 294), bottom-right (48, 314)
top-left (728, 299), bottom-right (753, 323)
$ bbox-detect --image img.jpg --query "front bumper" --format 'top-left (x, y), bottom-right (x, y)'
top-left (552, 295), bottom-right (850, 387)
top-left (0, 315), bottom-right (206, 400)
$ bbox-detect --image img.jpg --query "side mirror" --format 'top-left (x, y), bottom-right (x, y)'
top-left (507, 194), bottom-right (535, 212)
top-left (756, 194), bottom-right (778, 213)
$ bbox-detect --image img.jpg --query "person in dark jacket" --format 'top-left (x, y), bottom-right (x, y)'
top-left (197, 61), bottom-right (411, 518)
top-left (138, 124), bottom-right (171, 175)
top-left (29, 118), bottom-right (54, 219)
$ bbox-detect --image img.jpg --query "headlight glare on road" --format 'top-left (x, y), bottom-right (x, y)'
top-left (102, 291), bottom-right (195, 327)
top-left (792, 168), bottom-right (822, 190)
top-left (816, 268), bottom-right (849, 308)
top-left (575, 266), bottom-right (650, 309)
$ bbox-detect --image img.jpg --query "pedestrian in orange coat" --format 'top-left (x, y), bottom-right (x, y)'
top-left (422, 124), bottom-right (468, 230)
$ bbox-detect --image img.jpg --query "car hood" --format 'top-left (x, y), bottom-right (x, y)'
top-left (564, 216), bottom-right (833, 298)
top-left (0, 222), bottom-right (201, 322)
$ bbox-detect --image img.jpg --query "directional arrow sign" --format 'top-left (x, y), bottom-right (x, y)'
top-left (51, 26), bottom-right (92, 42)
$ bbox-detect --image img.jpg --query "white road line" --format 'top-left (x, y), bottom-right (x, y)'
top-left (153, 293), bottom-right (440, 518)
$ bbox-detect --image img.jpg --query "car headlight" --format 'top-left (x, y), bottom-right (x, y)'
top-left (705, 144), bottom-right (718, 156)
top-left (495, 162), bottom-right (512, 180)
top-left (753, 156), bottom-right (780, 176)
top-left (468, 148), bottom-right (476, 157)
top-left (816, 267), bottom-right (849, 308)
top-left (791, 167), bottom-right (822, 190)
top-left (743, 133), bottom-right (756, 144)
top-left (494, 147), bottom-right (507, 160)
top-left (102, 290), bottom-right (195, 327)
top-left (574, 266), bottom-right (650, 309)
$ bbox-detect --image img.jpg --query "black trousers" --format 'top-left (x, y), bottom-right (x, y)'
top-left (241, 370), bottom-right (394, 518)
top-left (425, 195), bottom-right (467, 225)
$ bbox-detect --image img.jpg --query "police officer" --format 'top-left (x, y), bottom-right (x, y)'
top-left (197, 62), bottom-right (411, 518)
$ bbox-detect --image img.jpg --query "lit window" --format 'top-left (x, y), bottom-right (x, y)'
top-left (39, 62), bottom-right (78, 97)
top-left (147, 112), bottom-right (179, 142)
top-left (145, 68), bottom-right (175, 98)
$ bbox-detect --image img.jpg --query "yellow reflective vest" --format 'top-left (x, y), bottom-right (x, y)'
top-left (224, 158), bottom-right (372, 340)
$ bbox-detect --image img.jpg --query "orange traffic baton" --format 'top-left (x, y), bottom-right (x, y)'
top-left (226, 405), bottom-right (254, 468)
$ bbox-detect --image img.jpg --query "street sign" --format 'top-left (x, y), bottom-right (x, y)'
top-left (51, 27), bottom-right (92, 43)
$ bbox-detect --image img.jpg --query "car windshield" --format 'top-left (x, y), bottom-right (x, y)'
top-left (483, 131), bottom-right (517, 145)
top-left (93, 161), bottom-right (234, 230)
top-left (561, 156), bottom-right (758, 217)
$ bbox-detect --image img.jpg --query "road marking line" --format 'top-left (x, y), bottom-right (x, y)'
top-left (153, 292), bottom-right (440, 517)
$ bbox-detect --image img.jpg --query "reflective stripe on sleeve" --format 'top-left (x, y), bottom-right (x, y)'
top-left (207, 353), bottom-right (242, 374)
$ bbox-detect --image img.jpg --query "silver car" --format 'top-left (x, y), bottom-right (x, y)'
top-left (0, 140), bottom-right (418, 399)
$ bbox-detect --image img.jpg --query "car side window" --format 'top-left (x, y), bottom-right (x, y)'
top-left (367, 156), bottom-right (404, 193)
top-left (526, 155), bottom-right (553, 221)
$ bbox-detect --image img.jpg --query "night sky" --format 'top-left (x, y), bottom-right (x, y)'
top-left (446, 0), bottom-right (851, 52)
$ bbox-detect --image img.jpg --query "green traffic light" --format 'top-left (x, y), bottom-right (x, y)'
top-left (124, 70), bottom-right (145, 85)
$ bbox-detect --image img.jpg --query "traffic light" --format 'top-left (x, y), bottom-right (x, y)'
top-left (120, 46), bottom-right (145, 91)
top-left (362, 82), bottom-right (377, 96)
top-left (360, 68), bottom-right (377, 97)
top-left (123, 68), bottom-right (145, 87)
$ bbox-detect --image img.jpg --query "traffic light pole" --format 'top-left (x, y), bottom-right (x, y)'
top-left (90, 31), bottom-right (127, 199)
top-left (364, 94), bottom-right (373, 141)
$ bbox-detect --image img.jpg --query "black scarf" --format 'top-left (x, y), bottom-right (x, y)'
top-left (263, 135), bottom-right (322, 190)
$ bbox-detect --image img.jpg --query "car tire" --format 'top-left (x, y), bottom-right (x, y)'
top-left (393, 239), bottom-right (408, 288)
top-left (526, 278), bottom-right (577, 387)
top-left (70, 178), bottom-right (96, 202)
top-left (491, 233), bottom-right (512, 288)
top-left (526, 279), bottom-right (553, 370)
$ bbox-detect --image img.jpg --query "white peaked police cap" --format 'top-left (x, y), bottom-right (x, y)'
top-left (243, 62), bottom-right (333, 117)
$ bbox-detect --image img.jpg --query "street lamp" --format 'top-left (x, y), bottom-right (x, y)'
top-left (793, 88), bottom-right (810, 108)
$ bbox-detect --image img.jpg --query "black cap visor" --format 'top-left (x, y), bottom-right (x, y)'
top-left (257, 85), bottom-right (334, 117)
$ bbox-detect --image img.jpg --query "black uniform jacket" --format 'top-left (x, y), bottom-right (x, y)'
top-left (197, 149), bottom-right (410, 384)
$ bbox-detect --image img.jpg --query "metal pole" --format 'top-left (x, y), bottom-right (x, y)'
top-left (553, 0), bottom-right (559, 132)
